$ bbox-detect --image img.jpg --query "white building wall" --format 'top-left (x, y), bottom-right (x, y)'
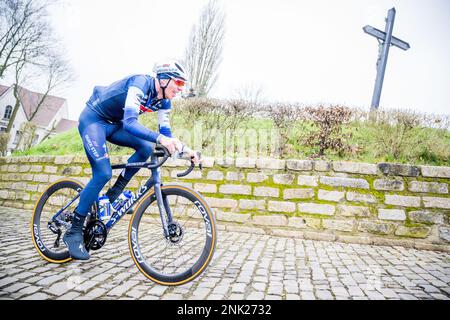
top-left (0, 88), bottom-right (63, 152)
top-left (0, 87), bottom-right (15, 130)
top-left (0, 88), bottom-right (28, 151)
top-left (44, 100), bottom-right (67, 132)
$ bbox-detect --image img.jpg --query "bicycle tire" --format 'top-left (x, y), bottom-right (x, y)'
top-left (31, 178), bottom-right (90, 263)
top-left (128, 185), bottom-right (217, 285)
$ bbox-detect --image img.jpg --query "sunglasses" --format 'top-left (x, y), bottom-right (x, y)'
top-left (173, 79), bottom-right (185, 87)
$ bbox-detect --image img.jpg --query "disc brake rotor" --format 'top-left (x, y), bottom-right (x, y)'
top-left (167, 222), bottom-right (184, 245)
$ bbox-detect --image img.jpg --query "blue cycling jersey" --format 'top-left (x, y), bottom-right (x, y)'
top-left (86, 74), bottom-right (172, 142)
top-left (75, 74), bottom-right (175, 217)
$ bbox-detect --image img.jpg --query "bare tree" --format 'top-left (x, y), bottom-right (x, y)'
top-left (0, 0), bottom-right (74, 151)
top-left (5, 47), bottom-right (28, 134)
top-left (0, 0), bottom-right (52, 79)
top-left (233, 83), bottom-right (266, 105)
top-left (183, 0), bottom-right (225, 97)
top-left (27, 52), bottom-right (74, 121)
top-left (13, 55), bottom-right (74, 150)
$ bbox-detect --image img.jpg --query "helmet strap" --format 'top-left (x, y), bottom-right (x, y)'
top-left (158, 78), bottom-right (171, 99)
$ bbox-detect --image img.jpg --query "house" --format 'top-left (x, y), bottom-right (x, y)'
top-left (0, 84), bottom-right (78, 154)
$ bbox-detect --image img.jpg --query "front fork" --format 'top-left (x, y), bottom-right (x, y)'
top-left (151, 163), bottom-right (174, 238)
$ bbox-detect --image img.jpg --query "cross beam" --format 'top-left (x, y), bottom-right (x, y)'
top-left (363, 25), bottom-right (410, 51)
top-left (363, 8), bottom-right (410, 110)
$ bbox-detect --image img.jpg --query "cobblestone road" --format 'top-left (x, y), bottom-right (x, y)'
top-left (0, 206), bottom-right (449, 300)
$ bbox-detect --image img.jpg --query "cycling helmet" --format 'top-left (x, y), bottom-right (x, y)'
top-left (153, 61), bottom-right (188, 99)
top-left (153, 61), bottom-right (188, 82)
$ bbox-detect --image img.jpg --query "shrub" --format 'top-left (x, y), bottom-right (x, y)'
top-left (301, 105), bottom-right (354, 157)
top-left (370, 109), bottom-right (422, 159)
top-left (173, 98), bottom-right (256, 157)
top-left (0, 132), bottom-right (10, 156)
top-left (175, 97), bottom-right (225, 150)
top-left (266, 102), bottom-right (302, 158)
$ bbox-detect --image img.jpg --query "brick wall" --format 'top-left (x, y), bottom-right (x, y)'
top-left (1, 156), bottom-right (449, 251)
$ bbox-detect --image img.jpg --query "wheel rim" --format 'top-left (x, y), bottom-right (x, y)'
top-left (130, 187), bottom-right (216, 284)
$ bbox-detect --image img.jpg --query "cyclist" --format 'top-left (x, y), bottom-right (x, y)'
top-left (64, 61), bottom-right (200, 260)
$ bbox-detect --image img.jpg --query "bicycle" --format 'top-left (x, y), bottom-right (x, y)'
top-left (31, 145), bottom-right (217, 286)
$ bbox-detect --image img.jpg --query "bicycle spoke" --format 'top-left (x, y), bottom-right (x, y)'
top-left (158, 241), bottom-right (170, 272)
top-left (177, 243), bottom-right (189, 269)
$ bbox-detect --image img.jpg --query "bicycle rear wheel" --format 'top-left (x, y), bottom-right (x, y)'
top-left (129, 185), bottom-right (217, 285)
top-left (31, 178), bottom-right (96, 263)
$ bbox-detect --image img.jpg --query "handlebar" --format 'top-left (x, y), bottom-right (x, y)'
top-left (175, 151), bottom-right (202, 178)
top-left (175, 151), bottom-right (202, 177)
top-left (110, 144), bottom-right (202, 178)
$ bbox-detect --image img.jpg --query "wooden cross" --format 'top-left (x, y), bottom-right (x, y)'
top-left (363, 8), bottom-right (410, 109)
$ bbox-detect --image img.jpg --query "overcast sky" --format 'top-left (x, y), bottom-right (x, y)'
top-left (46, 0), bottom-right (450, 120)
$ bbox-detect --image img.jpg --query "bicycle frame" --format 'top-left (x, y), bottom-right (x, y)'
top-left (105, 155), bottom-right (174, 237)
top-left (50, 153), bottom-right (175, 239)
top-left (50, 189), bottom-right (81, 223)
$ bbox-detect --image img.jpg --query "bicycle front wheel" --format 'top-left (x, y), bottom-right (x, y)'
top-left (128, 185), bottom-right (217, 286)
